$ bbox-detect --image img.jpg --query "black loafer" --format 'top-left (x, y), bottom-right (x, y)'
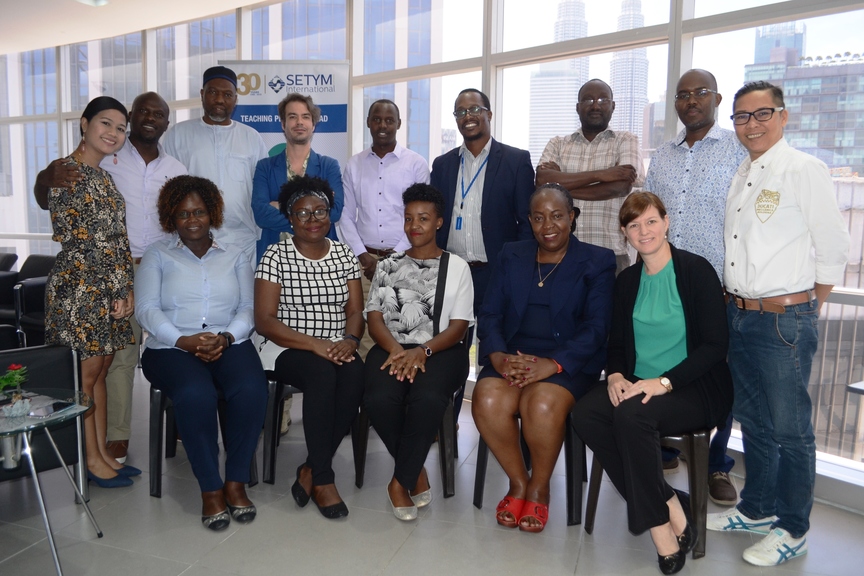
top-left (657, 549), bottom-right (685, 575)
top-left (315, 499), bottom-right (349, 519)
top-left (677, 521), bottom-right (696, 554)
top-left (201, 510), bottom-right (230, 532)
top-left (227, 502), bottom-right (257, 524)
top-left (291, 464), bottom-right (311, 507)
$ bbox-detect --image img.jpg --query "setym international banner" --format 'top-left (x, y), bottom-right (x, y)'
top-left (220, 60), bottom-right (350, 168)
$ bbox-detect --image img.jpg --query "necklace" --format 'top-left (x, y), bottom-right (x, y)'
top-left (536, 248), bottom-right (565, 287)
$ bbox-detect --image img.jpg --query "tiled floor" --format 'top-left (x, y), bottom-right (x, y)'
top-left (1, 372), bottom-right (862, 576)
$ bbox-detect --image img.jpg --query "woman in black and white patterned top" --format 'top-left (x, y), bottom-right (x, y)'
top-left (254, 175), bottom-right (364, 520)
top-left (364, 183), bottom-right (474, 521)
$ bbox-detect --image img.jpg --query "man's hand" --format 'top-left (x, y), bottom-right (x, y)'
top-left (597, 164), bottom-right (637, 184)
top-left (39, 158), bottom-right (83, 189)
top-left (358, 252), bottom-right (378, 281)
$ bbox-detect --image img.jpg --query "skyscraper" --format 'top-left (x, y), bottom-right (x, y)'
top-left (528, 0), bottom-right (589, 164)
top-left (609, 0), bottom-right (648, 146)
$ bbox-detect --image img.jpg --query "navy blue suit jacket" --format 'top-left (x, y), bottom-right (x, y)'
top-left (431, 138), bottom-right (535, 262)
top-left (478, 239), bottom-right (616, 377)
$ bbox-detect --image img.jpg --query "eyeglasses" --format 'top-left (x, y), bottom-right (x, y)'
top-left (292, 208), bottom-right (329, 222)
top-left (578, 97), bottom-right (612, 107)
top-left (174, 209), bottom-right (207, 220)
top-left (453, 105), bottom-right (489, 119)
top-left (674, 88), bottom-right (718, 101)
top-left (730, 107), bottom-right (785, 125)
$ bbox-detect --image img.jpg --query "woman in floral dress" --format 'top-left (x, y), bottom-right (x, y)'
top-left (45, 96), bottom-right (138, 488)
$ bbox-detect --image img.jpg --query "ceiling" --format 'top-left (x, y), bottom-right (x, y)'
top-left (0, 0), bottom-right (259, 55)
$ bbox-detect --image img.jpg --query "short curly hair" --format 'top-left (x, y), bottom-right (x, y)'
top-left (402, 183), bottom-right (444, 218)
top-left (157, 175), bottom-right (225, 233)
top-left (278, 175), bottom-right (335, 219)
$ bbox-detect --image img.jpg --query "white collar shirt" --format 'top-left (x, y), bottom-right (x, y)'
top-left (446, 138), bottom-right (492, 262)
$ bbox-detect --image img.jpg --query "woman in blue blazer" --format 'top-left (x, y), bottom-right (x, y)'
top-left (472, 183), bottom-right (615, 533)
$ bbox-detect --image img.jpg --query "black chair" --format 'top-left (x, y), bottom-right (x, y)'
top-left (473, 409), bottom-right (586, 526)
top-left (583, 430), bottom-right (711, 559)
top-left (0, 254), bottom-right (56, 346)
top-left (0, 324), bottom-right (20, 350)
top-left (0, 345), bottom-right (87, 502)
top-left (0, 253), bottom-right (18, 272)
top-left (148, 384), bottom-right (259, 498)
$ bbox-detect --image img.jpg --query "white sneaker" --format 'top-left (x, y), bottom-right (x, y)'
top-left (707, 507), bottom-right (777, 534)
top-left (743, 528), bottom-right (808, 566)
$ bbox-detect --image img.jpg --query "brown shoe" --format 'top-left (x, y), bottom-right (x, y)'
top-left (708, 471), bottom-right (738, 506)
top-left (106, 440), bottom-right (129, 464)
top-left (662, 456), bottom-right (680, 475)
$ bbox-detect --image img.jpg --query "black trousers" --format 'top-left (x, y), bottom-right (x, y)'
top-left (274, 349), bottom-right (364, 486)
top-left (363, 344), bottom-right (469, 490)
top-left (572, 383), bottom-right (712, 534)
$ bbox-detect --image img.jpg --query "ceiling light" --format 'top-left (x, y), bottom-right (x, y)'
top-left (75, 0), bottom-right (110, 6)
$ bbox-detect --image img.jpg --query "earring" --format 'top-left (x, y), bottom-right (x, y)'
top-left (113, 153), bottom-right (118, 165)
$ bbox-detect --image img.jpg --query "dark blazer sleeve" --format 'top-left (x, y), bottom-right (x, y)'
top-left (476, 247), bottom-right (511, 364)
top-left (431, 149), bottom-right (459, 250)
top-left (662, 249), bottom-right (729, 390)
top-left (605, 261), bottom-right (640, 379)
top-left (511, 148), bottom-right (535, 241)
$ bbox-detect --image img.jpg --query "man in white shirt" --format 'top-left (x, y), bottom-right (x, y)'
top-left (34, 92), bottom-right (187, 463)
top-left (536, 79), bottom-right (644, 274)
top-left (708, 81), bottom-right (849, 568)
top-left (162, 66), bottom-right (269, 265)
top-left (337, 99), bottom-right (430, 357)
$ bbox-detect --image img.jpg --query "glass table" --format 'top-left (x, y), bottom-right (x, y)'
top-left (0, 389), bottom-right (102, 576)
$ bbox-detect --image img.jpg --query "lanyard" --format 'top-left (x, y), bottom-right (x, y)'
top-left (459, 153), bottom-right (489, 210)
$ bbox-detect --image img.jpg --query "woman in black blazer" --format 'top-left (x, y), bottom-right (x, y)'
top-left (473, 184), bottom-right (616, 534)
top-left (573, 192), bottom-right (733, 575)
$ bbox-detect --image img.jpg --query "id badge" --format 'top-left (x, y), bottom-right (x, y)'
top-left (455, 216), bottom-right (463, 230)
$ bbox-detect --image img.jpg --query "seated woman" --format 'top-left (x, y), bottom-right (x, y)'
top-left (364, 183), bottom-right (474, 521)
top-left (472, 183), bottom-right (615, 533)
top-left (45, 96), bottom-right (138, 488)
top-left (572, 192), bottom-right (734, 575)
top-left (137, 175), bottom-right (268, 531)
top-left (254, 175), bottom-right (364, 520)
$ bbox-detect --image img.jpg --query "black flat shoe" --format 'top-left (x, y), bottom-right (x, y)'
top-left (201, 510), bottom-right (230, 531)
top-left (291, 464), bottom-right (311, 507)
top-left (677, 521), bottom-right (696, 554)
top-left (315, 499), bottom-right (349, 519)
top-left (226, 502), bottom-right (257, 524)
top-left (657, 549), bottom-right (685, 575)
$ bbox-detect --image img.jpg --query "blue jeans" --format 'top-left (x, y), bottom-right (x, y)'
top-left (727, 299), bottom-right (818, 538)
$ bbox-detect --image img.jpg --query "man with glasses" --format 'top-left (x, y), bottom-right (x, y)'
top-left (33, 91), bottom-right (187, 466)
top-left (337, 100), bottom-right (429, 358)
top-left (536, 78), bottom-right (643, 274)
top-left (431, 88), bottom-right (534, 315)
top-left (708, 81), bottom-right (849, 567)
top-left (163, 66), bottom-right (269, 266)
top-left (644, 69), bottom-right (747, 502)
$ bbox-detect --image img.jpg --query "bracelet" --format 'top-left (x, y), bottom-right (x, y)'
top-left (343, 334), bottom-right (360, 345)
top-left (552, 359), bottom-right (563, 374)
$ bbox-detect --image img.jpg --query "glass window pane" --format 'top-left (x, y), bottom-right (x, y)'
top-left (66, 33), bottom-right (143, 112)
top-left (358, 0), bottom-right (481, 74)
top-left (693, 0), bottom-right (785, 19)
top-left (249, 1), bottom-right (347, 60)
top-left (156, 13), bottom-right (237, 101)
top-left (0, 48), bottom-right (57, 118)
top-left (502, 0), bottom-right (669, 53)
top-left (501, 45), bottom-right (668, 167)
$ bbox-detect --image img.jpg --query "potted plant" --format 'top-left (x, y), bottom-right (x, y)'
top-left (0, 363), bottom-right (30, 417)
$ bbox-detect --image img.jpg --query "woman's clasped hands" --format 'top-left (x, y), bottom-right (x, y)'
top-left (607, 373), bottom-right (669, 406)
top-left (379, 345), bottom-right (427, 383)
top-left (489, 351), bottom-right (558, 389)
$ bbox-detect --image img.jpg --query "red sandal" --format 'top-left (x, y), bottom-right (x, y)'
top-left (518, 501), bottom-right (549, 533)
top-left (495, 496), bottom-right (525, 529)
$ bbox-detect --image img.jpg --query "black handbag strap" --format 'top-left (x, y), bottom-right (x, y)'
top-left (432, 251), bottom-right (450, 336)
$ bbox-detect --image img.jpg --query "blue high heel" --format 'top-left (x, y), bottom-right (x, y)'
top-left (88, 470), bottom-right (133, 488)
top-left (115, 465), bottom-right (142, 477)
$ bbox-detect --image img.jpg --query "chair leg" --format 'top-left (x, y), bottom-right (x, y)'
top-left (353, 406), bottom-right (369, 489)
top-left (438, 398), bottom-right (457, 498)
top-left (164, 401), bottom-right (177, 459)
top-left (149, 387), bottom-right (165, 498)
top-left (688, 431), bottom-right (710, 559)
top-left (584, 453), bottom-right (604, 534)
top-left (565, 415), bottom-right (583, 526)
top-left (262, 380), bottom-right (282, 485)
top-left (473, 436), bottom-right (489, 509)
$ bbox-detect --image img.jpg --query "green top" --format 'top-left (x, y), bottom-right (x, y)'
top-left (633, 259), bottom-right (687, 380)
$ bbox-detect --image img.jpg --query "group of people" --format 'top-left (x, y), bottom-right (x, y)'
top-left (33, 62), bottom-right (848, 574)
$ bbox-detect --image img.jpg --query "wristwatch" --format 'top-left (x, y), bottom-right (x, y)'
top-left (420, 344), bottom-right (432, 357)
top-left (659, 376), bottom-right (673, 393)
top-left (218, 332), bottom-right (234, 347)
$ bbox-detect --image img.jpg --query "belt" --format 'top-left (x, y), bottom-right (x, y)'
top-left (467, 261), bottom-right (487, 268)
top-left (133, 257), bottom-right (142, 265)
top-left (364, 246), bottom-right (395, 257)
top-left (724, 289), bottom-right (815, 314)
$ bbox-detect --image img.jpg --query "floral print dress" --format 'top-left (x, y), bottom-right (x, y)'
top-left (45, 157), bottom-right (134, 359)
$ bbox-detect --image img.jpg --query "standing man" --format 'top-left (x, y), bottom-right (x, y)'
top-left (644, 69), bottom-right (747, 505)
top-left (431, 88), bottom-right (534, 315)
top-left (337, 99), bottom-right (430, 358)
top-left (34, 92), bottom-right (187, 463)
top-left (163, 66), bottom-right (268, 264)
top-left (536, 78), bottom-right (643, 274)
top-left (708, 81), bottom-right (849, 567)
top-left (252, 93), bottom-right (344, 263)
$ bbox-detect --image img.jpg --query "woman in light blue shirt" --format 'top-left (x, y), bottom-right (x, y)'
top-left (136, 175), bottom-right (268, 532)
